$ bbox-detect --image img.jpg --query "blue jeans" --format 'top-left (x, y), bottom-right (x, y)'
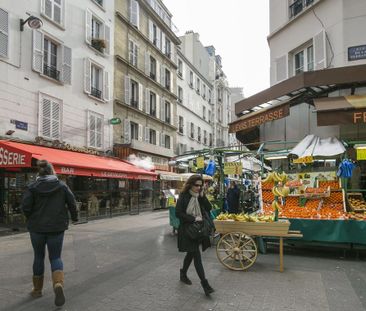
top-left (30, 231), bottom-right (64, 276)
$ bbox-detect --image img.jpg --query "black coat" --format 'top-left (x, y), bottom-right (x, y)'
top-left (21, 176), bottom-right (78, 233)
top-left (227, 186), bottom-right (240, 213)
top-left (175, 192), bottom-right (212, 253)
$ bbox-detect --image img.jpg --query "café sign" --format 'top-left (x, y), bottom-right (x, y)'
top-left (229, 104), bottom-right (290, 133)
top-left (0, 145), bottom-right (32, 167)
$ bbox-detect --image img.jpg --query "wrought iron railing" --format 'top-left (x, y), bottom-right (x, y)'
top-left (289, 0), bottom-right (314, 18)
top-left (43, 65), bottom-right (60, 81)
top-left (91, 87), bottom-right (102, 99)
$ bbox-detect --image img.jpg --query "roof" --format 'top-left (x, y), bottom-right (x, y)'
top-left (235, 64), bottom-right (366, 116)
top-left (0, 140), bottom-right (157, 180)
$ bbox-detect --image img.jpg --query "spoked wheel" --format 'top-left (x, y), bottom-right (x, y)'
top-left (216, 232), bottom-right (258, 271)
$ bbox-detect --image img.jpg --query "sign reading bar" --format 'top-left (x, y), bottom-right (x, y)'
top-left (224, 162), bottom-right (243, 175)
top-left (229, 104), bottom-right (290, 133)
top-left (293, 156), bottom-right (314, 164)
top-left (356, 149), bottom-right (366, 161)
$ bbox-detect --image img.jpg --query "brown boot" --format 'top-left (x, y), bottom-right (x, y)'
top-left (30, 275), bottom-right (44, 298)
top-left (52, 270), bottom-right (65, 307)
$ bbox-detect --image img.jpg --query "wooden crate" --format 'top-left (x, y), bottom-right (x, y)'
top-left (347, 192), bottom-right (366, 212)
top-left (213, 220), bottom-right (290, 236)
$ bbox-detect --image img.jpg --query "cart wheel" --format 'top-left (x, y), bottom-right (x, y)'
top-left (216, 232), bottom-right (257, 271)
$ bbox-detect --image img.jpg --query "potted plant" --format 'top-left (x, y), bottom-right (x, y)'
top-left (91, 38), bottom-right (107, 52)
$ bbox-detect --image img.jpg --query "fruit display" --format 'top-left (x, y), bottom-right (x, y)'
top-left (262, 171), bottom-right (288, 184)
top-left (305, 187), bottom-right (327, 194)
top-left (319, 180), bottom-right (340, 190)
top-left (285, 180), bottom-right (302, 188)
top-left (347, 193), bottom-right (366, 211)
top-left (261, 182), bottom-right (274, 190)
top-left (262, 190), bottom-right (274, 203)
top-left (216, 212), bottom-right (275, 223)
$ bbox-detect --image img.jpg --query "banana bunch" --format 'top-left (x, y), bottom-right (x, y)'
top-left (272, 200), bottom-right (282, 211)
top-left (272, 186), bottom-right (290, 197)
top-left (216, 213), bottom-right (275, 223)
top-left (262, 171), bottom-right (288, 183)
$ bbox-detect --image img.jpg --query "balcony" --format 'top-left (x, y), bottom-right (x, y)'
top-left (91, 86), bottom-right (102, 99)
top-left (165, 52), bottom-right (171, 59)
top-left (130, 99), bottom-right (138, 108)
top-left (179, 127), bottom-right (183, 134)
top-left (43, 65), bottom-right (60, 81)
top-left (165, 84), bottom-right (170, 91)
top-left (289, 0), bottom-right (314, 18)
top-left (177, 71), bottom-right (182, 78)
top-left (165, 117), bottom-right (170, 124)
top-left (150, 72), bottom-right (156, 80)
top-left (150, 110), bottom-right (156, 117)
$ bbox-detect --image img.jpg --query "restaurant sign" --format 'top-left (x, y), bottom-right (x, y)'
top-left (317, 108), bottom-right (366, 126)
top-left (0, 144), bottom-right (32, 167)
top-left (229, 104), bottom-right (290, 133)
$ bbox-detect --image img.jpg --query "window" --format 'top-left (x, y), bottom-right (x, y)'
top-left (130, 79), bottom-right (139, 108)
top-left (39, 94), bottom-right (62, 140)
top-left (149, 129), bottom-right (156, 145)
top-left (92, 0), bottom-right (104, 8)
top-left (208, 89), bottom-right (212, 103)
top-left (41, 0), bottom-right (64, 27)
top-left (88, 111), bottom-right (103, 148)
top-left (90, 64), bottom-right (102, 99)
top-left (164, 135), bottom-right (171, 149)
top-left (209, 133), bottom-right (213, 147)
top-left (203, 106), bottom-right (206, 120)
top-left (33, 30), bottom-right (72, 84)
top-left (218, 106), bottom-right (222, 122)
top-left (165, 101), bottom-right (171, 123)
top-left (149, 91), bottom-right (156, 117)
top-left (208, 110), bottom-right (211, 123)
top-left (149, 22), bottom-right (160, 47)
top-left (294, 44), bottom-right (314, 75)
top-left (177, 59), bottom-right (183, 77)
top-left (190, 123), bottom-right (194, 139)
top-left (196, 78), bottom-right (200, 94)
top-left (178, 86), bottom-right (183, 103)
top-left (85, 9), bottom-right (110, 54)
top-left (189, 71), bottom-right (193, 88)
top-left (178, 116), bottom-right (184, 134)
top-left (289, 0), bottom-right (314, 19)
top-left (203, 85), bottom-right (206, 98)
top-left (129, 0), bottom-right (140, 28)
top-left (129, 40), bottom-right (138, 67)
top-left (84, 58), bottom-right (110, 101)
top-left (150, 56), bottom-right (156, 80)
top-left (0, 8), bottom-right (9, 58)
top-left (130, 121), bottom-right (138, 140)
top-left (203, 130), bottom-right (207, 145)
top-left (165, 38), bottom-right (171, 58)
top-left (218, 89), bottom-right (222, 102)
top-left (165, 69), bottom-right (171, 91)
top-left (197, 127), bottom-right (201, 142)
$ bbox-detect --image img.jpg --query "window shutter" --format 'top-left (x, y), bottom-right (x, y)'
top-left (104, 24), bottom-right (110, 55)
top-left (160, 97), bottom-right (165, 120)
top-left (138, 124), bottom-right (143, 141)
top-left (124, 76), bottom-right (130, 104)
top-left (156, 60), bottom-right (160, 82)
top-left (145, 88), bottom-right (150, 113)
top-left (53, 0), bottom-right (62, 25)
top-left (130, 0), bottom-right (139, 28)
top-left (138, 84), bottom-right (143, 110)
top-left (84, 58), bottom-right (91, 94)
top-left (148, 20), bottom-right (153, 42)
top-left (160, 65), bottom-right (165, 85)
top-left (44, 0), bottom-right (52, 19)
top-left (89, 114), bottom-right (96, 147)
top-left (144, 126), bottom-right (150, 143)
top-left (156, 130), bottom-right (160, 146)
top-left (32, 30), bottom-right (44, 73)
top-left (160, 132), bottom-right (165, 147)
top-left (145, 52), bottom-right (149, 75)
top-left (0, 8), bottom-right (9, 57)
top-left (161, 32), bottom-right (166, 54)
top-left (156, 28), bottom-right (161, 50)
top-left (96, 116), bottom-right (102, 148)
top-left (187, 121), bottom-right (191, 138)
top-left (314, 30), bottom-right (326, 70)
top-left (62, 45), bottom-right (72, 84)
top-left (275, 54), bottom-right (287, 82)
top-left (85, 9), bottom-right (92, 44)
top-left (51, 101), bottom-right (61, 139)
top-left (155, 94), bottom-right (160, 118)
top-left (41, 98), bottom-right (52, 138)
top-left (123, 119), bottom-right (131, 144)
top-left (103, 70), bottom-right (110, 101)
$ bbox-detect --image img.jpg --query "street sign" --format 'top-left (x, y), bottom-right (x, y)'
top-left (109, 118), bottom-right (121, 125)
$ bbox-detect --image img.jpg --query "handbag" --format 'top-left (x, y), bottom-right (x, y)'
top-left (185, 217), bottom-right (212, 240)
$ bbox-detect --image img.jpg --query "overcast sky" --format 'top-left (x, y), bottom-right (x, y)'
top-left (162, 0), bottom-right (270, 98)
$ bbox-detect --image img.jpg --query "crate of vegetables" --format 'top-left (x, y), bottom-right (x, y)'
top-left (303, 186), bottom-right (330, 199)
top-left (347, 192), bottom-right (366, 212)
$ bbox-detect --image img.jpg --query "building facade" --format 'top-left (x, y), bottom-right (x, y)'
top-left (0, 0), bottom-right (114, 151)
top-left (113, 0), bottom-right (180, 171)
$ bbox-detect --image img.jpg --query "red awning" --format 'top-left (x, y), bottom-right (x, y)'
top-left (0, 141), bottom-right (157, 180)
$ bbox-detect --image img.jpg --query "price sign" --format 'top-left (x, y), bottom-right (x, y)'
top-left (224, 162), bottom-right (243, 175)
top-left (293, 156), bottom-right (314, 164)
top-left (356, 148), bottom-right (366, 160)
top-left (196, 156), bottom-right (205, 169)
top-left (167, 196), bottom-right (175, 207)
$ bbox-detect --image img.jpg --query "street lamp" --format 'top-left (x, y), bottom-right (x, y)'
top-left (20, 16), bottom-right (43, 31)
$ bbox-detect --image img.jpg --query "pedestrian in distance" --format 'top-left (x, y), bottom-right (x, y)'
top-left (227, 181), bottom-right (240, 214)
top-left (21, 160), bottom-right (78, 307)
top-left (175, 174), bottom-right (215, 296)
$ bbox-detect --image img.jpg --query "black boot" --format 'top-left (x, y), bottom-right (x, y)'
top-left (201, 279), bottom-right (214, 296)
top-left (180, 269), bottom-right (192, 285)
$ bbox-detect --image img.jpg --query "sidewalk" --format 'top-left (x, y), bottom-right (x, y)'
top-left (1, 210), bottom-right (366, 311)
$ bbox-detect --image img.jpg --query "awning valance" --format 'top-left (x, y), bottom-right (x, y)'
top-left (0, 141), bottom-right (157, 180)
top-left (314, 95), bottom-right (366, 112)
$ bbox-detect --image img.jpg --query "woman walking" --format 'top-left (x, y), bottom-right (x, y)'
top-left (21, 160), bottom-right (78, 307)
top-left (176, 174), bottom-right (214, 296)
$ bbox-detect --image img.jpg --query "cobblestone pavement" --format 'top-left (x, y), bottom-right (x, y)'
top-left (1, 211), bottom-right (366, 311)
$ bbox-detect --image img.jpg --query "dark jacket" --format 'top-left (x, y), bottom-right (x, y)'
top-left (21, 175), bottom-right (78, 233)
top-left (175, 192), bottom-right (212, 253)
top-left (227, 186), bottom-right (240, 213)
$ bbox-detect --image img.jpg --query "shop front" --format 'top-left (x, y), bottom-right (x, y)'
top-left (0, 140), bottom-right (157, 227)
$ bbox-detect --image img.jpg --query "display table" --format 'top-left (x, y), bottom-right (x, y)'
top-left (288, 218), bottom-right (366, 245)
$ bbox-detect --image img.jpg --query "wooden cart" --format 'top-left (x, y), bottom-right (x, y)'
top-left (213, 220), bottom-right (302, 272)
